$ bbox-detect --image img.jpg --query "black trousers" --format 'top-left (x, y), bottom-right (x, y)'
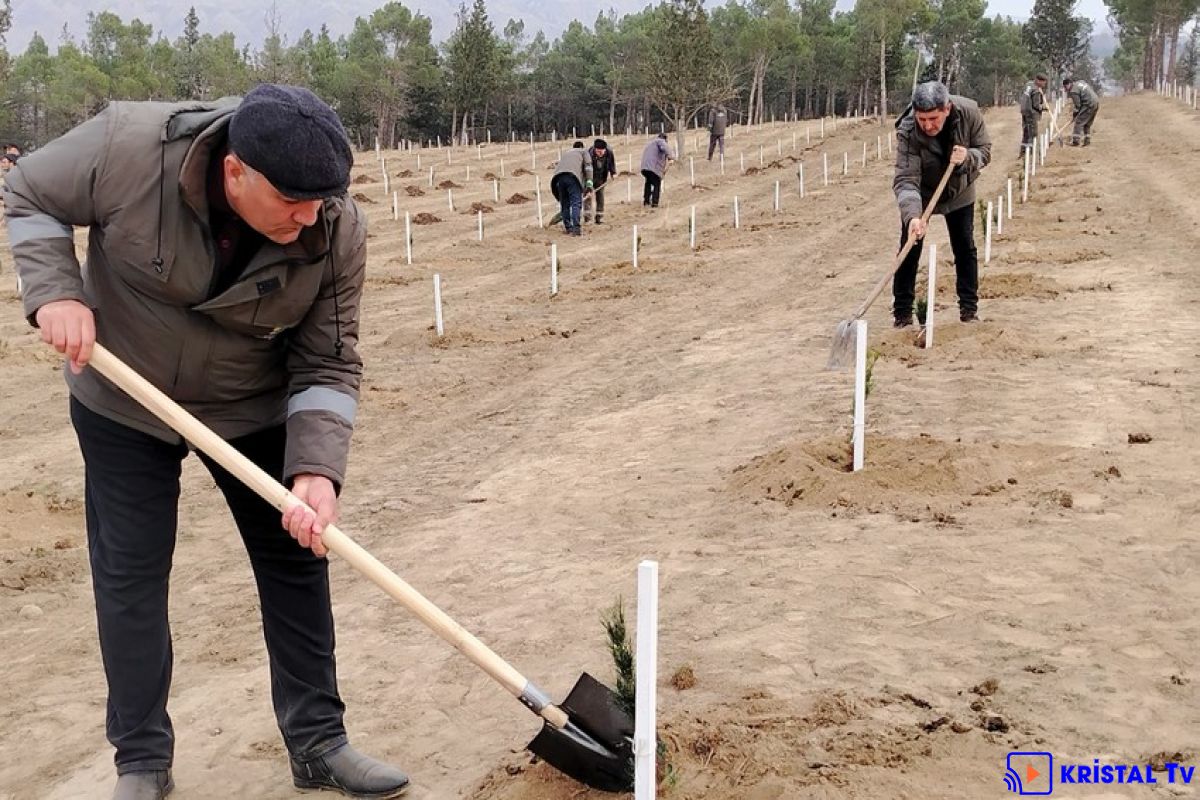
top-left (71, 398), bottom-right (346, 774)
top-left (707, 134), bottom-right (724, 160)
top-left (641, 169), bottom-right (661, 206)
top-left (893, 203), bottom-right (979, 319)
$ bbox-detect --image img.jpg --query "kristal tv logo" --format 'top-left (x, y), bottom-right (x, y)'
top-left (1005, 752), bottom-right (1053, 795)
top-left (1005, 752), bottom-right (1197, 795)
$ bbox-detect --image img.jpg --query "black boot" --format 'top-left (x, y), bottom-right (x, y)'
top-left (112, 771), bottom-right (174, 800)
top-left (894, 314), bottom-right (914, 329)
top-left (292, 744), bottom-right (410, 798)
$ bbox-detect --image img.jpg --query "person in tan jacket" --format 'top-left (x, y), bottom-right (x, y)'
top-left (3, 85), bottom-right (409, 800)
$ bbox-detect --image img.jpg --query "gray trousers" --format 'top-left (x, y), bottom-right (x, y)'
top-left (1072, 106), bottom-right (1098, 143)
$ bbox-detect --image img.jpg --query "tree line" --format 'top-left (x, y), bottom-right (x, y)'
top-left (0, 0), bottom-right (1161, 153)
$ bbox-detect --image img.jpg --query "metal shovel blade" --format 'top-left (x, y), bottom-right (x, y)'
top-left (826, 318), bottom-right (857, 371)
top-left (527, 672), bottom-right (634, 792)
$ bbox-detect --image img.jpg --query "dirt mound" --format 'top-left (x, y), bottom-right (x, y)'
top-left (395, 169), bottom-right (413, 177)
top-left (352, 192), bottom-right (375, 203)
top-left (729, 434), bottom-right (1090, 522)
top-left (438, 180), bottom-right (462, 189)
top-left (512, 167), bottom-right (533, 176)
top-left (412, 213), bottom-right (441, 224)
top-left (744, 166), bottom-right (762, 175)
top-left (405, 185), bottom-right (426, 197)
top-left (929, 271), bottom-right (1062, 300)
top-left (506, 193), bottom-right (531, 204)
top-left (351, 174), bottom-right (373, 184)
top-left (872, 321), bottom-right (1050, 364)
top-left (469, 202), bottom-right (494, 214)
top-left (470, 687), bottom-right (1015, 799)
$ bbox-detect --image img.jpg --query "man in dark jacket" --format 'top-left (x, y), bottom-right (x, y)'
top-left (892, 81), bottom-right (992, 326)
top-left (584, 138), bottom-right (616, 224)
top-left (707, 107), bottom-right (727, 160)
top-left (1064, 77), bottom-right (1100, 146)
top-left (4, 85), bottom-right (409, 800)
top-left (1019, 74), bottom-right (1047, 157)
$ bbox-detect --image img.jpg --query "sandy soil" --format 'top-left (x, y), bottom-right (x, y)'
top-left (1, 94), bottom-right (1198, 799)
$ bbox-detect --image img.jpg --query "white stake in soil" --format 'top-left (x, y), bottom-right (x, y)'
top-left (774, 181), bottom-right (780, 213)
top-left (392, 191), bottom-right (398, 221)
top-left (550, 244), bottom-right (558, 296)
top-left (433, 273), bottom-right (444, 337)
top-left (823, 153), bottom-right (829, 186)
top-left (925, 243), bottom-right (936, 350)
top-left (404, 212), bottom-right (412, 265)
top-left (627, 177), bottom-right (632, 203)
top-left (447, 189), bottom-right (454, 211)
top-left (798, 164), bottom-right (805, 198)
top-left (852, 319), bottom-right (868, 472)
top-left (740, 153), bottom-right (745, 173)
top-left (632, 225), bottom-right (639, 269)
top-left (843, 152), bottom-right (848, 176)
top-left (428, 166), bottom-right (434, 187)
top-left (1022, 151), bottom-right (1030, 202)
top-left (536, 176), bottom-right (544, 228)
top-left (493, 179), bottom-right (499, 202)
top-left (634, 560), bottom-right (660, 800)
top-left (477, 210), bottom-right (483, 241)
top-left (861, 142), bottom-right (867, 168)
top-left (996, 195), bottom-right (1004, 236)
top-left (690, 156), bottom-right (695, 187)
top-left (984, 200), bottom-right (993, 265)
top-left (733, 196), bottom-right (740, 229)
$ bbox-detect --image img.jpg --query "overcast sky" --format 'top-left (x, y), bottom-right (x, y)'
top-left (6, 0), bottom-right (1117, 55)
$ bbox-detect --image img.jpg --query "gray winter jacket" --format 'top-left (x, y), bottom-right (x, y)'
top-left (3, 98), bottom-right (367, 487)
top-left (640, 138), bottom-right (675, 177)
top-left (893, 95), bottom-right (992, 228)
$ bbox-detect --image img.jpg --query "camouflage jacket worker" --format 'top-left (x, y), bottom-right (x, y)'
top-left (1019, 81), bottom-right (1046, 118)
top-left (3, 98), bottom-right (367, 488)
top-left (892, 95), bottom-right (992, 229)
top-left (1068, 80), bottom-right (1100, 113)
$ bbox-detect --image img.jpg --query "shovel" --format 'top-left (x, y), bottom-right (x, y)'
top-left (826, 160), bottom-right (955, 370)
top-left (86, 343), bottom-right (635, 792)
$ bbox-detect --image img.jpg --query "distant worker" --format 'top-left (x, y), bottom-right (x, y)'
top-left (551, 140), bottom-right (593, 236)
top-left (584, 138), bottom-right (616, 224)
top-left (1019, 73), bottom-right (1047, 158)
top-left (640, 133), bottom-right (675, 208)
top-left (892, 81), bottom-right (992, 326)
top-left (1063, 77), bottom-right (1100, 146)
top-left (707, 107), bottom-right (727, 161)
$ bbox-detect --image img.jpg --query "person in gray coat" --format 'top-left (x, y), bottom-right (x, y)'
top-left (707, 108), bottom-right (727, 160)
top-left (551, 140), bottom-right (593, 235)
top-left (4, 84), bottom-right (409, 800)
top-left (640, 133), bottom-right (676, 208)
top-left (892, 81), bottom-right (992, 326)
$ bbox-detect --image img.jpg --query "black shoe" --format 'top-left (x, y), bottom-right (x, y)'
top-left (1082, 138), bottom-right (1091, 147)
top-left (960, 311), bottom-right (980, 323)
top-left (595, 218), bottom-right (603, 225)
top-left (571, 228), bottom-right (582, 236)
top-left (113, 771), bottom-right (174, 800)
top-left (893, 315), bottom-right (914, 329)
top-left (292, 744), bottom-right (410, 798)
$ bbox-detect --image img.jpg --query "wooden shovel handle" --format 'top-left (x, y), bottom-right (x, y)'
top-left (87, 343), bottom-right (570, 730)
top-left (852, 159), bottom-right (957, 321)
